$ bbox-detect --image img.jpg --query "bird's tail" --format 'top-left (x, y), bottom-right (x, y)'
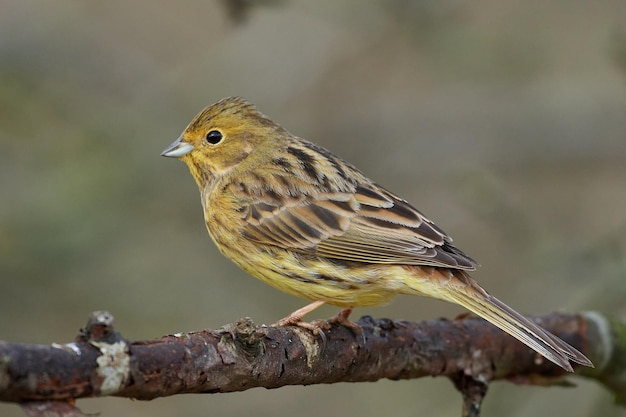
top-left (415, 269), bottom-right (593, 372)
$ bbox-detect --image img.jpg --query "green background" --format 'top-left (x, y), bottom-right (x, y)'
top-left (1, 1), bottom-right (625, 416)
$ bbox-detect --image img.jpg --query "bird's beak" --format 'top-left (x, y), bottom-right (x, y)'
top-left (161, 136), bottom-right (195, 158)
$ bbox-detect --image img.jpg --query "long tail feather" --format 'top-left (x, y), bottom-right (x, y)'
top-left (435, 271), bottom-right (593, 371)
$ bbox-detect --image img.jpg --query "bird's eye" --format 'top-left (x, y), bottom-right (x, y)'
top-left (205, 130), bottom-right (223, 145)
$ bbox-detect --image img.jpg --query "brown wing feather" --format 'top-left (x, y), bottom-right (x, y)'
top-left (236, 175), bottom-right (478, 270)
top-left (316, 184), bottom-right (478, 269)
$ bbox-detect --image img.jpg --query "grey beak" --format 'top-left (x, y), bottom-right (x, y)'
top-left (161, 136), bottom-right (195, 157)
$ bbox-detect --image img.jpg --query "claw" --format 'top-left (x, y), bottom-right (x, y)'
top-left (273, 300), bottom-right (326, 327)
top-left (327, 308), bottom-right (362, 335)
top-left (273, 302), bottom-right (361, 342)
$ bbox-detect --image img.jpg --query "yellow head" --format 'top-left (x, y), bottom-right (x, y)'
top-left (161, 97), bottom-right (286, 188)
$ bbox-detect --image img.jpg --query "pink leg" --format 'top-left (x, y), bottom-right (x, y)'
top-left (273, 300), bottom-right (326, 328)
top-left (273, 303), bottom-right (361, 335)
top-left (327, 308), bottom-right (361, 334)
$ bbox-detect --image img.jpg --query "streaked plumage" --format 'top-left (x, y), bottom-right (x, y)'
top-left (162, 96), bottom-right (592, 372)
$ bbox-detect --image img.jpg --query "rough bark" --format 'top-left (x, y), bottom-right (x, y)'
top-left (0, 310), bottom-right (624, 416)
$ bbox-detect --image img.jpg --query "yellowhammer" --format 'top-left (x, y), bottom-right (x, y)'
top-left (162, 96), bottom-right (592, 372)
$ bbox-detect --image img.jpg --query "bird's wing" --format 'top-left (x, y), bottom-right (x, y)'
top-left (236, 179), bottom-right (478, 270)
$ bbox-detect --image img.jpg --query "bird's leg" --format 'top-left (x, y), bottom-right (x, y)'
top-left (274, 303), bottom-right (362, 336)
top-left (273, 300), bottom-right (326, 329)
top-left (326, 307), bottom-right (362, 335)
top-left (273, 301), bottom-right (363, 336)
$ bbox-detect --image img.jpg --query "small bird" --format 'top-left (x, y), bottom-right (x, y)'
top-left (162, 96), bottom-right (592, 372)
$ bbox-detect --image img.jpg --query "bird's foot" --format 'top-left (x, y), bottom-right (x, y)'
top-left (326, 308), bottom-right (362, 335)
top-left (273, 303), bottom-right (360, 336)
top-left (273, 300), bottom-right (327, 331)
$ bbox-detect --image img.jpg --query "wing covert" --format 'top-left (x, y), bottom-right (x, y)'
top-left (236, 178), bottom-right (478, 270)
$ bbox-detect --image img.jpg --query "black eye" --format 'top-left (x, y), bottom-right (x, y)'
top-left (205, 130), bottom-right (223, 145)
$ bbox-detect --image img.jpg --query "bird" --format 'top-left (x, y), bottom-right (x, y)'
top-left (161, 96), bottom-right (593, 372)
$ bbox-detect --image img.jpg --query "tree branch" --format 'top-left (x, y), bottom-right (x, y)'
top-left (0, 310), bottom-right (624, 416)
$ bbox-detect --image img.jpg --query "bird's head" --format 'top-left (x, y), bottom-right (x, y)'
top-left (162, 96), bottom-right (284, 187)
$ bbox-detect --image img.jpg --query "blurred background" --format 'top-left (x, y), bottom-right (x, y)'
top-left (1, 1), bottom-right (625, 416)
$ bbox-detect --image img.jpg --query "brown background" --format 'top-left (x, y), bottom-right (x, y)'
top-left (1, 1), bottom-right (625, 416)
